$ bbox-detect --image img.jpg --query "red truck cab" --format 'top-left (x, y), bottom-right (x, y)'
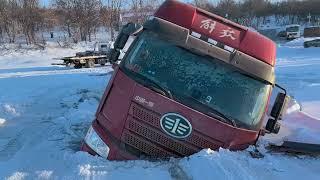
top-left (82, 0), bottom-right (288, 160)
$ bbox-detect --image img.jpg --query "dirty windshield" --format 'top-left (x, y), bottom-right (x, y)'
top-left (122, 31), bottom-right (270, 129)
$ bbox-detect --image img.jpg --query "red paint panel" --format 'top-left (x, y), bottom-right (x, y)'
top-left (154, 0), bottom-right (276, 66)
top-left (98, 71), bottom-right (135, 138)
top-left (154, 0), bottom-right (196, 28)
top-left (239, 30), bottom-right (276, 66)
top-left (192, 12), bottom-right (242, 48)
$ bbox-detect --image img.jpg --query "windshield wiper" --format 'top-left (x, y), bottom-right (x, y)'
top-left (149, 86), bottom-right (173, 98)
top-left (178, 94), bottom-right (237, 127)
top-left (125, 69), bottom-right (173, 99)
top-left (207, 109), bottom-right (237, 127)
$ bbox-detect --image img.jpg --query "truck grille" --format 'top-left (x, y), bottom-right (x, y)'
top-left (122, 130), bottom-right (175, 158)
top-left (127, 118), bottom-right (197, 156)
top-left (122, 102), bottom-right (223, 158)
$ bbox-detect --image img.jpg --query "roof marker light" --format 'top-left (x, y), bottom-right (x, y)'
top-left (224, 45), bottom-right (235, 52)
top-left (208, 38), bottom-right (218, 45)
top-left (191, 32), bottom-right (201, 38)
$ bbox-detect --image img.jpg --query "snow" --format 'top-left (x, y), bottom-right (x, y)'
top-left (302, 101), bottom-right (320, 120)
top-left (0, 43), bottom-right (319, 179)
top-left (283, 37), bottom-right (320, 47)
top-left (0, 118), bottom-right (6, 126)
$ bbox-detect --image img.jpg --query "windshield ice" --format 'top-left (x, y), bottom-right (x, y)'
top-left (122, 31), bottom-right (271, 129)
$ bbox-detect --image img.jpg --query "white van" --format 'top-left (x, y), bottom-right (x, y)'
top-left (286, 24), bottom-right (301, 40)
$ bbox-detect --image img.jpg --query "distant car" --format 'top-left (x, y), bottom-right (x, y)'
top-left (304, 39), bottom-right (320, 48)
top-left (304, 26), bottom-right (320, 38)
top-left (286, 24), bottom-right (301, 40)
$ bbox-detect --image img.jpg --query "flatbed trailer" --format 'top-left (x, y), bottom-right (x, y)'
top-left (52, 42), bottom-right (113, 68)
top-left (52, 54), bottom-right (109, 68)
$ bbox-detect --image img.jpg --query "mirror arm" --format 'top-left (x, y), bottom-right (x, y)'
top-left (275, 83), bottom-right (287, 95)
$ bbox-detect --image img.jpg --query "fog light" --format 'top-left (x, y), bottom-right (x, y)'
top-left (84, 126), bottom-right (110, 159)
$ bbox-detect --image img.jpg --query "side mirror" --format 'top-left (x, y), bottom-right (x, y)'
top-left (266, 85), bottom-right (290, 134)
top-left (110, 23), bottom-right (143, 63)
top-left (109, 49), bottom-right (120, 64)
top-left (266, 119), bottom-right (281, 134)
top-left (270, 92), bottom-right (290, 120)
top-left (112, 63), bottom-right (118, 69)
top-left (114, 23), bottom-right (143, 49)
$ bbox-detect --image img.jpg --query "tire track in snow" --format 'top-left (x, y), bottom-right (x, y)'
top-left (0, 66), bottom-right (111, 79)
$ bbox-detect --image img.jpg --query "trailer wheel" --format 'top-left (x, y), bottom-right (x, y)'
top-left (100, 59), bottom-right (106, 66)
top-left (74, 63), bottom-right (82, 69)
top-left (85, 60), bottom-right (95, 68)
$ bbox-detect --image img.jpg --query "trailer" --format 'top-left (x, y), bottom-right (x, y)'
top-left (52, 43), bottom-right (112, 68)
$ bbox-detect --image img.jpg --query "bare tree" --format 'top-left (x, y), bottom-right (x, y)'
top-left (101, 0), bottom-right (123, 40)
top-left (0, 0), bottom-right (20, 43)
top-left (16, 0), bottom-right (44, 44)
top-left (54, 0), bottom-right (101, 42)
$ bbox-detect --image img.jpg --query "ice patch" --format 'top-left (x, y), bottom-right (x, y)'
top-left (3, 104), bottom-right (19, 116)
top-left (309, 83), bottom-right (320, 87)
top-left (6, 172), bottom-right (28, 180)
top-left (0, 118), bottom-right (6, 125)
top-left (35, 170), bottom-right (53, 179)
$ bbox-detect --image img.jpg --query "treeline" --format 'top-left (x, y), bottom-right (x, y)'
top-left (196, 0), bottom-right (320, 27)
top-left (0, 0), bottom-right (44, 44)
top-left (0, 0), bottom-right (319, 44)
top-left (0, 0), bottom-right (159, 44)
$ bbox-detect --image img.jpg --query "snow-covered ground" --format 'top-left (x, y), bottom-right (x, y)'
top-left (0, 43), bottom-right (319, 179)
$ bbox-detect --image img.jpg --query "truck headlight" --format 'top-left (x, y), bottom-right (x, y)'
top-left (84, 126), bottom-right (110, 159)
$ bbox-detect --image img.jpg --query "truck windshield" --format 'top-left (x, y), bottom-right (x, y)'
top-left (286, 26), bottom-right (299, 32)
top-left (122, 31), bottom-right (270, 130)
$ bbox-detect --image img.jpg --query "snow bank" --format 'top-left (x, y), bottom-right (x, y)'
top-left (0, 41), bottom-right (107, 70)
top-left (276, 46), bottom-right (320, 119)
top-left (284, 37), bottom-right (320, 47)
top-left (302, 101), bottom-right (320, 120)
top-left (0, 118), bottom-right (6, 126)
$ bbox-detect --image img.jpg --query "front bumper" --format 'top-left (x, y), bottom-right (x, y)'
top-left (81, 120), bottom-right (137, 160)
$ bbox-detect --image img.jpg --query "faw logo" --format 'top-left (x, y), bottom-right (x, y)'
top-left (160, 113), bottom-right (192, 139)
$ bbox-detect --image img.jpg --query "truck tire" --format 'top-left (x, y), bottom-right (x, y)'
top-left (74, 63), bottom-right (82, 69)
top-left (85, 60), bottom-right (95, 68)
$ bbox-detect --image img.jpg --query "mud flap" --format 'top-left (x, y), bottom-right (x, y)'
top-left (268, 141), bottom-right (320, 156)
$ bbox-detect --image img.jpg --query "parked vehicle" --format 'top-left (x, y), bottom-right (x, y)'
top-left (286, 24), bottom-right (300, 40)
top-left (53, 42), bottom-right (112, 68)
top-left (81, 0), bottom-right (312, 160)
top-left (304, 38), bottom-right (320, 48)
top-left (304, 26), bottom-right (320, 38)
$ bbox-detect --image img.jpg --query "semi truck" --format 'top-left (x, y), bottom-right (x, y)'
top-left (81, 0), bottom-right (293, 160)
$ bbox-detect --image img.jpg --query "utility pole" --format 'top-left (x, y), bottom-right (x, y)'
top-left (307, 13), bottom-right (312, 26)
